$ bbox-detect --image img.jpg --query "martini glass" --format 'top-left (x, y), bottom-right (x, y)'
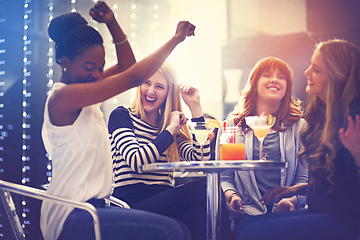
top-left (188, 122), bottom-right (212, 160)
top-left (245, 115), bottom-right (276, 161)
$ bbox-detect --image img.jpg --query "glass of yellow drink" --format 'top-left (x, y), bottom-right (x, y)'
top-left (245, 114), bottom-right (276, 161)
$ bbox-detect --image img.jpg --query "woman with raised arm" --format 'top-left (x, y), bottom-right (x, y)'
top-left (238, 39), bottom-right (360, 240)
top-left (40, 2), bottom-right (194, 240)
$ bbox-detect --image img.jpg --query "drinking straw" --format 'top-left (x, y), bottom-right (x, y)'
top-left (232, 128), bottom-right (235, 143)
top-left (236, 120), bottom-right (242, 127)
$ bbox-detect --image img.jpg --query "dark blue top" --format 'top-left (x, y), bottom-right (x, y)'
top-left (307, 146), bottom-right (360, 234)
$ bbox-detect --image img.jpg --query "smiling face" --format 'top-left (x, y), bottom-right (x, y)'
top-left (140, 71), bottom-right (169, 118)
top-left (304, 48), bottom-right (329, 102)
top-left (256, 66), bottom-right (287, 105)
top-left (62, 45), bottom-right (105, 84)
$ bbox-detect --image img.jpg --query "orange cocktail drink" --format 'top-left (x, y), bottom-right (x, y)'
top-left (220, 143), bottom-right (245, 161)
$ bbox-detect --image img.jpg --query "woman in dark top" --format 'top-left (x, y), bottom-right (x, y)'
top-left (235, 39), bottom-right (360, 240)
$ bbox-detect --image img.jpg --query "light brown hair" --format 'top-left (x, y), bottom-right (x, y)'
top-left (298, 39), bottom-right (360, 184)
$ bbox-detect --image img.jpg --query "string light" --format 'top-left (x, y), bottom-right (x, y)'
top-left (71, 0), bottom-right (76, 12)
top-left (130, 0), bottom-right (138, 46)
top-left (152, 2), bottom-right (160, 47)
top-left (0, 4), bottom-right (5, 176)
top-left (45, 0), bottom-right (55, 184)
top-left (21, 0), bottom-right (33, 235)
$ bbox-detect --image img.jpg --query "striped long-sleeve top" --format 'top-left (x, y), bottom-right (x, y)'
top-left (108, 106), bottom-right (210, 203)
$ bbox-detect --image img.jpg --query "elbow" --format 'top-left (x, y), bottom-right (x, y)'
top-left (132, 76), bottom-right (145, 88)
top-left (127, 72), bottom-right (145, 88)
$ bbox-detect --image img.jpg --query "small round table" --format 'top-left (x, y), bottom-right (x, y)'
top-left (139, 160), bottom-right (287, 240)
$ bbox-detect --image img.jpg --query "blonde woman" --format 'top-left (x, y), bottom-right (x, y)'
top-left (108, 61), bottom-right (234, 240)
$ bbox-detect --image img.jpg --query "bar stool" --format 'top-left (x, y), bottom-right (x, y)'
top-left (0, 180), bottom-right (129, 240)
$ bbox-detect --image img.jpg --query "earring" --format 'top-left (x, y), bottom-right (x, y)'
top-left (63, 67), bottom-right (67, 73)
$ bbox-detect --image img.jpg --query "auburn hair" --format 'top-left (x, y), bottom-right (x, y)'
top-left (232, 57), bottom-right (302, 130)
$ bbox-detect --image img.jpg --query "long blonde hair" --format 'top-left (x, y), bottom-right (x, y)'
top-left (130, 61), bottom-right (192, 162)
top-left (232, 57), bottom-right (302, 130)
top-left (298, 39), bottom-right (360, 184)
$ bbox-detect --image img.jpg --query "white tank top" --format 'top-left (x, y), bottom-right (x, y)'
top-left (40, 82), bottom-right (112, 240)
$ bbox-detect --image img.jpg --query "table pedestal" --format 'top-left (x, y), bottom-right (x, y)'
top-left (206, 172), bottom-right (221, 240)
top-left (139, 160), bottom-right (287, 240)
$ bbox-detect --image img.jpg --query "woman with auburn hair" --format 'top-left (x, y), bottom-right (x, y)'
top-left (238, 39), bottom-right (360, 240)
top-left (217, 57), bottom-right (308, 223)
top-left (108, 60), bottom-right (234, 240)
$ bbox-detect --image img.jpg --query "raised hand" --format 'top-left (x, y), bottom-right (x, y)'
top-left (89, 1), bottom-right (114, 24)
top-left (180, 84), bottom-right (203, 119)
top-left (180, 84), bottom-right (200, 107)
top-left (174, 21), bottom-right (196, 42)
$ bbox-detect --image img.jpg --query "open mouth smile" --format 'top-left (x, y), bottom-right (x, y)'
top-left (145, 95), bottom-right (157, 103)
top-left (267, 85), bottom-right (280, 91)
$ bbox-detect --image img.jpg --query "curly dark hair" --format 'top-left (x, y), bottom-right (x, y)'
top-left (48, 12), bottom-right (103, 64)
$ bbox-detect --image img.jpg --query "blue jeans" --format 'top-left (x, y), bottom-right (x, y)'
top-left (130, 178), bottom-right (234, 240)
top-left (236, 209), bottom-right (357, 240)
top-left (57, 204), bottom-right (191, 240)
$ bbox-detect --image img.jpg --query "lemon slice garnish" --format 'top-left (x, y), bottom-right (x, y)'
top-left (205, 119), bottom-right (221, 129)
top-left (267, 115), bottom-right (275, 125)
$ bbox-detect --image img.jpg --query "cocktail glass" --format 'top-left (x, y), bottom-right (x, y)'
top-left (219, 126), bottom-right (245, 160)
top-left (245, 115), bottom-right (276, 161)
top-left (188, 122), bottom-right (212, 160)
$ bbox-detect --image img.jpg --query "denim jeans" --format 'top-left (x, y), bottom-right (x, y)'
top-left (236, 209), bottom-right (357, 240)
top-left (129, 178), bottom-right (234, 240)
top-left (57, 204), bottom-right (191, 240)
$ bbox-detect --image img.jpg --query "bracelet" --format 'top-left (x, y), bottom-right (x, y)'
top-left (112, 35), bottom-right (127, 45)
top-left (294, 195), bottom-right (300, 207)
top-left (228, 192), bottom-right (240, 204)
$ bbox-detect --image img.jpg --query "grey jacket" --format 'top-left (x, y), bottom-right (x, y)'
top-left (216, 117), bottom-right (308, 215)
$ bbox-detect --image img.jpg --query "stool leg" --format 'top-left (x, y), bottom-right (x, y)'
top-left (0, 189), bottom-right (26, 240)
